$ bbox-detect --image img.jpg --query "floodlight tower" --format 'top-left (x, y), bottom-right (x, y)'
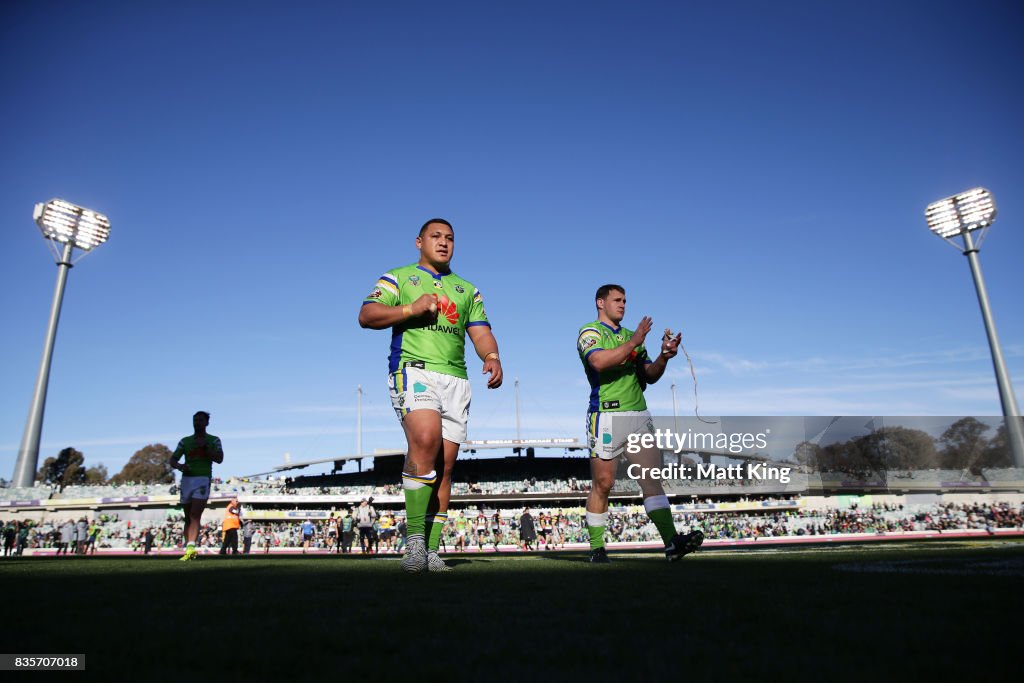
top-left (925, 187), bottom-right (1024, 467)
top-left (12, 199), bottom-right (111, 487)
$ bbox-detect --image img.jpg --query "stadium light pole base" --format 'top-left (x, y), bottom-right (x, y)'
top-left (960, 230), bottom-right (1024, 468)
top-left (12, 242), bottom-right (75, 488)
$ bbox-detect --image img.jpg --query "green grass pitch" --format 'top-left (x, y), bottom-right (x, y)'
top-left (2, 539), bottom-right (1020, 681)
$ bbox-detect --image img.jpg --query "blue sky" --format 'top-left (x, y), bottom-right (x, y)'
top-left (2, 1), bottom-right (1022, 480)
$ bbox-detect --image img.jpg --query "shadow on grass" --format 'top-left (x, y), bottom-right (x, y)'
top-left (1, 540), bottom-right (1021, 681)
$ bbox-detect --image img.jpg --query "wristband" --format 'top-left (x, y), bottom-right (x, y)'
top-left (484, 352), bottom-right (500, 362)
top-left (402, 305), bottom-right (413, 319)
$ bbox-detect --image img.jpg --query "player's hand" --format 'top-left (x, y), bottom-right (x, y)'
top-left (483, 357), bottom-right (503, 389)
top-left (660, 328), bottom-right (682, 359)
top-left (410, 294), bottom-right (439, 321)
top-left (631, 316), bottom-right (653, 348)
top-left (179, 462), bottom-right (192, 475)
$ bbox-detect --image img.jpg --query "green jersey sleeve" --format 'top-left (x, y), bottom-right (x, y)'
top-left (364, 271), bottom-right (401, 306)
top-left (466, 288), bottom-right (489, 327)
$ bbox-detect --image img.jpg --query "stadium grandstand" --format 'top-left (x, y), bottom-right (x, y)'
top-left (2, 439), bottom-right (1022, 556)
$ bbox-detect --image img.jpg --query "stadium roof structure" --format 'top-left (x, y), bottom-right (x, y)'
top-left (240, 437), bottom-right (777, 479)
top-left (240, 438), bottom-right (586, 478)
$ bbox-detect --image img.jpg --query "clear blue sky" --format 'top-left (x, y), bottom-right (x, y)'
top-left (2, 1), bottom-right (1022, 480)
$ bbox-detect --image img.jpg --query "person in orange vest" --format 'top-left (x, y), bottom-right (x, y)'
top-left (220, 498), bottom-right (242, 555)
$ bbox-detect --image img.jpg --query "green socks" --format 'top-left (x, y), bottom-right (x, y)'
top-left (402, 470), bottom-right (437, 537)
top-left (426, 512), bottom-right (448, 552)
top-left (644, 495), bottom-right (677, 544)
top-left (586, 510), bottom-right (609, 550)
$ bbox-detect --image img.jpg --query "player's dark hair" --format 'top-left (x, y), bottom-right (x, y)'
top-left (194, 411), bottom-right (210, 420)
top-left (595, 284), bottom-right (625, 301)
top-left (419, 218), bottom-right (453, 237)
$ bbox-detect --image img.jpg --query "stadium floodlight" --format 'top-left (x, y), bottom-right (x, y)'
top-left (12, 199), bottom-right (111, 487)
top-left (925, 187), bottom-right (1024, 468)
top-left (925, 187), bottom-right (996, 238)
top-left (34, 198), bottom-right (111, 251)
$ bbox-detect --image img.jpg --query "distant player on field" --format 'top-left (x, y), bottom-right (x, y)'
top-left (301, 519), bottom-right (316, 554)
top-left (359, 218), bottom-right (503, 573)
top-left (490, 510), bottom-right (502, 552)
top-left (475, 510), bottom-right (488, 551)
top-left (454, 511), bottom-right (468, 551)
top-left (578, 285), bottom-right (703, 563)
top-left (169, 411), bottom-right (224, 562)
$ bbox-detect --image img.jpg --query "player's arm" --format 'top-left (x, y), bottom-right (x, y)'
top-left (358, 295), bottom-right (438, 329)
top-left (467, 325), bottom-right (502, 389)
top-left (643, 330), bottom-right (682, 384)
top-left (587, 316), bottom-right (653, 372)
top-left (210, 437), bottom-right (224, 464)
top-left (168, 441), bottom-right (190, 475)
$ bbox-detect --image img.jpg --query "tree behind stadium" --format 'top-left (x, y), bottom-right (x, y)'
top-left (112, 444), bottom-right (175, 484)
top-left (85, 464), bottom-right (109, 484)
top-left (35, 447), bottom-right (87, 491)
top-left (980, 422), bottom-right (1015, 469)
top-left (938, 417), bottom-right (990, 472)
top-left (795, 427), bottom-right (938, 474)
top-left (857, 426), bottom-right (938, 471)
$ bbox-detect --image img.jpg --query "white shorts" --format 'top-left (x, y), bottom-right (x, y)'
top-left (179, 476), bottom-right (211, 503)
top-left (587, 410), bottom-right (654, 460)
top-left (389, 366), bottom-right (471, 443)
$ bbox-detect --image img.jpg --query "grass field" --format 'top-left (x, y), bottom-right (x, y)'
top-left (2, 539), bottom-right (1021, 681)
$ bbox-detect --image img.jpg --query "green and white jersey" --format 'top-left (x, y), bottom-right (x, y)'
top-left (173, 434), bottom-right (223, 478)
top-left (363, 263), bottom-right (490, 379)
top-left (577, 321), bottom-right (651, 412)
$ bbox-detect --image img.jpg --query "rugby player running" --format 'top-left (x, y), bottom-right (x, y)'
top-left (169, 411), bottom-right (224, 562)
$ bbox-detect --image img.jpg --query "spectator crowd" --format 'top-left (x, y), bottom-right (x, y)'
top-left (3, 499), bottom-right (1021, 556)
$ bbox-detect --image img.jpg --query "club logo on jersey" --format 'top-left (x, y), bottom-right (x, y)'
top-left (367, 288), bottom-right (383, 300)
top-left (409, 275), bottom-right (420, 285)
top-left (432, 280), bottom-right (444, 290)
top-left (579, 336), bottom-right (598, 353)
top-left (454, 284), bottom-right (465, 293)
